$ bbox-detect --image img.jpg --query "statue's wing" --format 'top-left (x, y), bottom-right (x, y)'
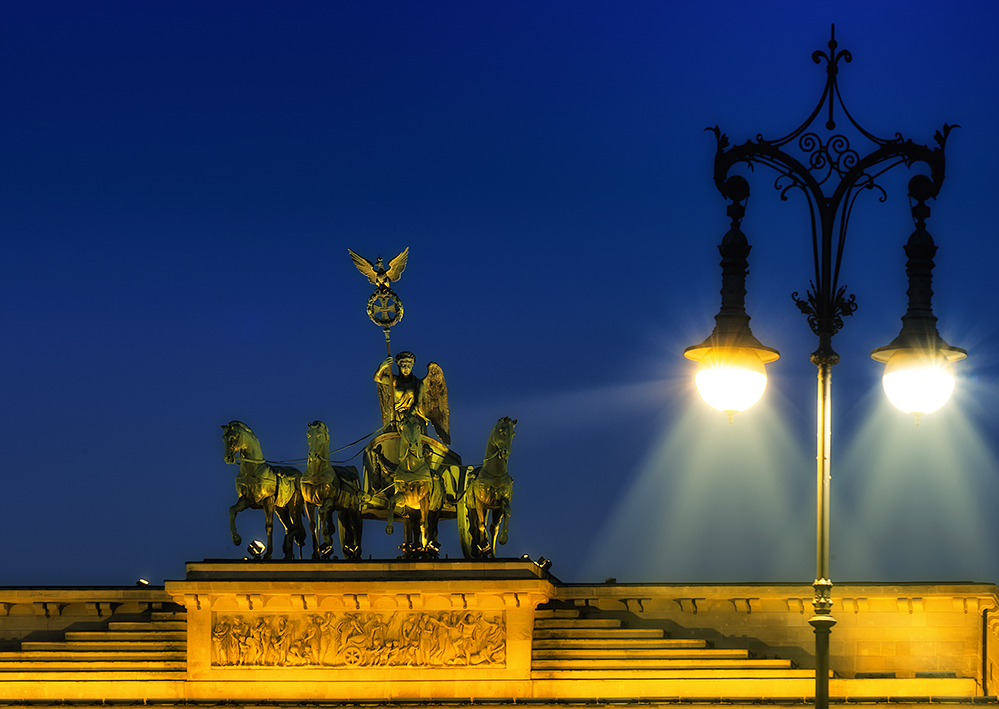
top-left (423, 362), bottom-right (450, 446)
top-left (377, 380), bottom-right (394, 428)
top-left (348, 249), bottom-right (379, 285)
top-left (385, 247), bottom-right (409, 282)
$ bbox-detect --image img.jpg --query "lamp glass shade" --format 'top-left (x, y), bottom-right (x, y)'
top-left (881, 350), bottom-right (956, 416)
top-left (694, 347), bottom-right (768, 415)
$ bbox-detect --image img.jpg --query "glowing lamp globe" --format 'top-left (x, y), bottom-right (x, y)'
top-left (879, 350), bottom-right (956, 422)
top-left (694, 347), bottom-right (769, 421)
top-left (684, 214), bottom-right (779, 423)
top-left (870, 218), bottom-right (967, 423)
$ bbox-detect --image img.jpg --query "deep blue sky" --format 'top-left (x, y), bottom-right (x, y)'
top-left (2, 1), bottom-right (998, 587)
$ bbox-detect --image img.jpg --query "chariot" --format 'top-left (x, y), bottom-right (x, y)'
top-left (359, 423), bottom-right (474, 559)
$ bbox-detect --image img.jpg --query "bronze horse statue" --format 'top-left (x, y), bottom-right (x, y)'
top-left (301, 421), bottom-right (366, 560)
top-left (384, 414), bottom-right (446, 558)
top-left (222, 421), bottom-right (306, 560)
top-left (462, 417), bottom-right (516, 558)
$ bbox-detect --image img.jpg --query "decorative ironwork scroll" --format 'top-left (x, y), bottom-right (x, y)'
top-left (211, 611), bottom-right (506, 668)
top-left (708, 25), bottom-right (953, 348)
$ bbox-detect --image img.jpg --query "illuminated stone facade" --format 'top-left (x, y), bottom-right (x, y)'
top-left (0, 560), bottom-right (996, 706)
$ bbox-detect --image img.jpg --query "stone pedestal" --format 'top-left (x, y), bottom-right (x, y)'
top-left (165, 559), bottom-right (555, 700)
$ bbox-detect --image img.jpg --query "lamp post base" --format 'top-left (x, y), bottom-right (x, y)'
top-left (809, 612), bottom-right (837, 709)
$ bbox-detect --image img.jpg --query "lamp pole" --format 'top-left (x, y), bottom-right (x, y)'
top-left (685, 27), bottom-right (965, 709)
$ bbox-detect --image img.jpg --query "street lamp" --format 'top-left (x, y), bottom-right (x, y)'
top-left (684, 27), bottom-right (966, 709)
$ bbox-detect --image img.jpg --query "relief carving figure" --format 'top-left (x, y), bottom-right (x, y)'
top-left (319, 612), bottom-right (340, 665)
top-left (299, 614), bottom-right (322, 665)
top-left (270, 615), bottom-right (292, 666)
top-left (211, 616), bottom-right (230, 665)
top-left (211, 611), bottom-right (505, 668)
top-left (245, 617), bottom-right (268, 666)
top-left (229, 615), bottom-right (249, 666)
top-left (473, 613), bottom-right (506, 664)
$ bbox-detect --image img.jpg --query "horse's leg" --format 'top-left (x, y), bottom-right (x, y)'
top-left (346, 509), bottom-right (362, 559)
top-left (229, 496), bottom-right (252, 546)
top-left (419, 492), bottom-right (430, 552)
top-left (305, 500), bottom-right (319, 560)
top-left (474, 496), bottom-right (491, 556)
top-left (320, 499), bottom-right (336, 558)
top-left (484, 505), bottom-right (496, 557)
top-left (498, 495), bottom-right (511, 546)
top-left (294, 497), bottom-right (307, 548)
top-left (426, 508), bottom-right (440, 558)
top-left (386, 491), bottom-right (399, 535)
top-left (262, 497), bottom-right (276, 560)
top-left (402, 514), bottom-right (418, 558)
top-left (275, 504), bottom-right (296, 560)
top-left (334, 491), bottom-right (357, 560)
top-left (464, 504), bottom-right (480, 559)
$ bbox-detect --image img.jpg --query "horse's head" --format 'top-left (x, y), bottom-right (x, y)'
top-left (398, 414), bottom-right (424, 450)
top-left (396, 414), bottom-right (429, 473)
top-left (487, 417), bottom-right (517, 461)
top-left (222, 420), bottom-right (253, 464)
top-left (307, 421), bottom-right (330, 455)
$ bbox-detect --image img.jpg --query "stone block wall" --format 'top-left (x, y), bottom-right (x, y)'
top-left (1, 574), bottom-right (996, 702)
top-left (553, 582), bottom-right (999, 690)
top-left (0, 587), bottom-right (175, 648)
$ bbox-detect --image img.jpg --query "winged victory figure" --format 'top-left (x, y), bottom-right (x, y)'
top-left (374, 351), bottom-right (450, 446)
top-left (348, 247), bottom-right (409, 290)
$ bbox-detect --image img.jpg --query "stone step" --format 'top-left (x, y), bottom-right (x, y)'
top-left (533, 627), bottom-right (664, 640)
top-left (0, 660), bottom-right (185, 672)
top-left (0, 650), bottom-right (187, 662)
top-left (0, 670), bottom-right (188, 681)
top-left (534, 609), bottom-right (581, 619)
top-left (150, 612), bottom-right (186, 622)
top-left (65, 631), bottom-right (187, 642)
top-left (107, 621), bottom-right (187, 632)
top-left (534, 618), bottom-right (622, 629)
top-left (533, 657), bottom-right (794, 670)
top-left (533, 647), bottom-right (749, 660)
top-left (531, 667), bottom-right (815, 680)
top-left (21, 641), bottom-right (186, 652)
top-left (533, 637), bottom-right (705, 649)
top-left (0, 650), bottom-right (186, 661)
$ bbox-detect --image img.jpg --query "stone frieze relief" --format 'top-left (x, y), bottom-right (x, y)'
top-left (211, 611), bottom-right (505, 668)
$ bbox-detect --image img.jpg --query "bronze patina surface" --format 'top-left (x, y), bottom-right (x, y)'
top-left (223, 421), bottom-right (306, 561)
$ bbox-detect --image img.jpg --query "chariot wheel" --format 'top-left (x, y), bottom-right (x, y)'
top-left (343, 646), bottom-right (362, 666)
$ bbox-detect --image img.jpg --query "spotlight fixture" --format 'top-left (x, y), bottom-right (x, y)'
top-left (534, 556), bottom-right (552, 571)
top-left (247, 540), bottom-right (266, 560)
top-left (136, 578), bottom-right (150, 586)
top-left (520, 554), bottom-right (531, 561)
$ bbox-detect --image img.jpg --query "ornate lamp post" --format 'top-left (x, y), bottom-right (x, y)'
top-left (684, 27), bottom-right (966, 708)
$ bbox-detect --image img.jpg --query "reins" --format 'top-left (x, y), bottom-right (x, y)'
top-left (232, 427), bottom-right (382, 467)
